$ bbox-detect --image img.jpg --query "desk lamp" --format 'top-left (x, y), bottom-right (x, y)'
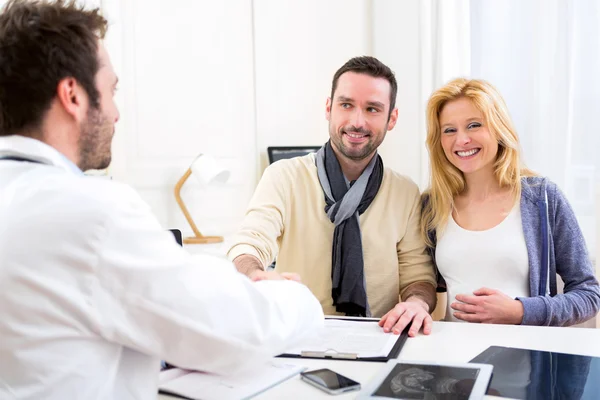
top-left (174, 154), bottom-right (229, 244)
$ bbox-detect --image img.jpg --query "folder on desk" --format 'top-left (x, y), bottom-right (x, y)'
top-left (278, 317), bottom-right (408, 362)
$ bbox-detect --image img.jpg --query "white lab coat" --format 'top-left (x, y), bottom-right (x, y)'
top-left (0, 135), bottom-right (324, 400)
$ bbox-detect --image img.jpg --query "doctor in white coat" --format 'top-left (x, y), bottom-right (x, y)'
top-left (0, 1), bottom-right (323, 400)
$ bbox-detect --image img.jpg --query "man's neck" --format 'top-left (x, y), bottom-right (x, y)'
top-left (22, 126), bottom-right (80, 169)
top-left (331, 147), bottom-right (375, 181)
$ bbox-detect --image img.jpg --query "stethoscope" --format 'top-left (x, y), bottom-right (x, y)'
top-left (0, 155), bottom-right (43, 164)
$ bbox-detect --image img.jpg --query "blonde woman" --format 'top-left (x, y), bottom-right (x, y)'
top-left (421, 78), bottom-right (600, 326)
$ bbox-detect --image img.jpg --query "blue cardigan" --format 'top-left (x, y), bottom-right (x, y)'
top-left (426, 176), bottom-right (600, 326)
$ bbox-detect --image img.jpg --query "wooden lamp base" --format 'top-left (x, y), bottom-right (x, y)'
top-left (183, 235), bottom-right (224, 245)
top-left (175, 167), bottom-right (226, 246)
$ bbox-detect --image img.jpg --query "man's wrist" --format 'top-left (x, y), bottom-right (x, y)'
top-left (405, 296), bottom-right (430, 313)
top-left (233, 254), bottom-right (263, 277)
top-left (401, 282), bottom-right (437, 313)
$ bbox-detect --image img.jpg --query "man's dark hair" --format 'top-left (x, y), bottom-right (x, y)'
top-left (0, 0), bottom-right (107, 137)
top-left (330, 56), bottom-right (398, 118)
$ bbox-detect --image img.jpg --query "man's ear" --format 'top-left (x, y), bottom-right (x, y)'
top-left (387, 107), bottom-right (399, 131)
top-left (56, 77), bottom-right (87, 122)
top-left (325, 97), bottom-right (332, 121)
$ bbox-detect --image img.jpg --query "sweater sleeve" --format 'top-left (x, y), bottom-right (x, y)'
top-left (398, 184), bottom-right (437, 304)
top-left (227, 163), bottom-right (289, 268)
top-left (519, 182), bottom-right (600, 326)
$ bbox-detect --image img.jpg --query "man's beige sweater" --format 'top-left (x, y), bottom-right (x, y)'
top-left (228, 153), bottom-right (436, 317)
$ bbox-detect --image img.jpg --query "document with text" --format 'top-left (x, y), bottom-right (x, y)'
top-left (159, 361), bottom-right (304, 400)
top-left (283, 318), bottom-right (401, 359)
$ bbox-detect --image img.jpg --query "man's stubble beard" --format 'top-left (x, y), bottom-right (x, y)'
top-left (329, 122), bottom-right (384, 162)
top-left (78, 106), bottom-right (113, 171)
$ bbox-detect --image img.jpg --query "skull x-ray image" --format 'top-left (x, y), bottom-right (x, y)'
top-left (373, 363), bottom-right (480, 399)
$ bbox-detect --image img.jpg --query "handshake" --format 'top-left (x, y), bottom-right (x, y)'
top-left (235, 254), bottom-right (302, 283)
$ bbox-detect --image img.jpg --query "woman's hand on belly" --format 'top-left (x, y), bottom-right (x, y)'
top-left (451, 287), bottom-right (524, 324)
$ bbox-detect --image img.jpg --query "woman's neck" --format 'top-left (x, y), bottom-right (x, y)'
top-left (461, 168), bottom-right (505, 201)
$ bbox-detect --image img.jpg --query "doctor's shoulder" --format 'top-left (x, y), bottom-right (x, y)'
top-left (49, 175), bottom-right (152, 221)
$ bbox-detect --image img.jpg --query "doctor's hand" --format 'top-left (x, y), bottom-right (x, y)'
top-left (378, 297), bottom-right (432, 337)
top-left (452, 287), bottom-right (524, 324)
top-left (249, 270), bottom-right (302, 283)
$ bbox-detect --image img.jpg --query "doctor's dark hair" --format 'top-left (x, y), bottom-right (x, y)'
top-left (0, 0), bottom-right (107, 137)
top-left (330, 56), bottom-right (398, 119)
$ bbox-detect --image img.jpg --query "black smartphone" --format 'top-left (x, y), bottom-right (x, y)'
top-left (300, 368), bottom-right (361, 395)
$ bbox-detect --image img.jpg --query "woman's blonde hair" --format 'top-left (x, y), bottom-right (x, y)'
top-left (421, 78), bottom-right (535, 247)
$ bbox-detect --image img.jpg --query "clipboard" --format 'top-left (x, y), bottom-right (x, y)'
top-left (276, 317), bottom-right (409, 362)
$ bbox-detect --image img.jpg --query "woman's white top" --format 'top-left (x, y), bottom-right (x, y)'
top-left (435, 203), bottom-right (530, 322)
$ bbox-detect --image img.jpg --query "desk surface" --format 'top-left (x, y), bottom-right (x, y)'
top-left (158, 321), bottom-right (600, 400)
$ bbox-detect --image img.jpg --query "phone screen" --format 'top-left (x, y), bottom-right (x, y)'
top-left (301, 368), bottom-right (360, 390)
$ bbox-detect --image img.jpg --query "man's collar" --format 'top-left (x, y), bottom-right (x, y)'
top-left (0, 135), bottom-right (83, 175)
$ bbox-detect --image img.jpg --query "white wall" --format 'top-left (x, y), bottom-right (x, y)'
top-left (253, 0), bottom-right (372, 174)
top-left (372, 0), bottom-right (427, 187)
top-left (103, 0), bottom-right (426, 236)
top-left (105, 0), bottom-right (259, 236)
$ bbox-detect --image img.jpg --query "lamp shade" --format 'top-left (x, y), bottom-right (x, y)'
top-left (174, 153), bottom-right (230, 245)
top-left (190, 154), bottom-right (230, 185)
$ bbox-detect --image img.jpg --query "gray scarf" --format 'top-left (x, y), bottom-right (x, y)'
top-left (315, 141), bottom-right (384, 316)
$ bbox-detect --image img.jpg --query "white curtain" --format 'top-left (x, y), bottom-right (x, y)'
top-left (418, 0), bottom-right (472, 188)
top-left (442, 0), bottom-right (600, 254)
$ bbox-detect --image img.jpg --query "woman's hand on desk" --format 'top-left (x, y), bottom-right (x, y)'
top-left (378, 298), bottom-right (433, 337)
top-left (451, 287), bottom-right (524, 324)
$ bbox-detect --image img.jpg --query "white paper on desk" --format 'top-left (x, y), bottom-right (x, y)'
top-left (158, 361), bottom-right (305, 400)
top-left (159, 367), bottom-right (189, 385)
top-left (284, 319), bottom-right (399, 358)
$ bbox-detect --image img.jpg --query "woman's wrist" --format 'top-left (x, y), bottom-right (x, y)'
top-left (512, 299), bottom-right (525, 324)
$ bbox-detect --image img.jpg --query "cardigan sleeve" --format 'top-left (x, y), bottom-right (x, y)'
top-left (519, 181), bottom-right (600, 326)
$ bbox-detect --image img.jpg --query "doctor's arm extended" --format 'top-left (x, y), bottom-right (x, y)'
top-left (90, 186), bottom-right (323, 375)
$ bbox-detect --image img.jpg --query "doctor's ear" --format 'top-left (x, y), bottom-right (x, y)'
top-left (56, 77), bottom-right (88, 122)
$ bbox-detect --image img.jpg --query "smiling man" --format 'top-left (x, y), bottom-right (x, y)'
top-left (229, 56), bottom-right (437, 336)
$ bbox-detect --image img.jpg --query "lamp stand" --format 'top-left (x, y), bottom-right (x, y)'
top-left (174, 167), bottom-right (224, 245)
top-left (183, 235), bottom-right (224, 244)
